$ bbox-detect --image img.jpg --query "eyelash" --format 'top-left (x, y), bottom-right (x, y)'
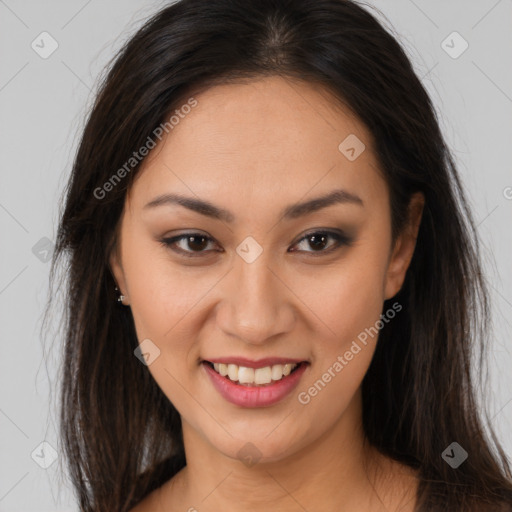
top-left (159, 230), bottom-right (352, 258)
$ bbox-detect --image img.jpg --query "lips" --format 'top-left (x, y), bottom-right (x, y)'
top-left (202, 359), bottom-right (309, 407)
top-left (202, 356), bottom-right (307, 369)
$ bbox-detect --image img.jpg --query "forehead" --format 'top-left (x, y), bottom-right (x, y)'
top-left (128, 76), bottom-right (386, 216)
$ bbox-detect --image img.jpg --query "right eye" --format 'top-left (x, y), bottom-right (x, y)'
top-left (159, 232), bottom-right (221, 258)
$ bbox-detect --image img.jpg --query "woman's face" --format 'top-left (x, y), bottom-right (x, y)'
top-left (110, 76), bottom-right (422, 464)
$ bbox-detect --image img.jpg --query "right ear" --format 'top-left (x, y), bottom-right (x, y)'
top-left (109, 241), bottom-right (130, 305)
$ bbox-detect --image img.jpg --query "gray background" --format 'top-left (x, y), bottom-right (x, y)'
top-left (0, 1), bottom-right (511, 510)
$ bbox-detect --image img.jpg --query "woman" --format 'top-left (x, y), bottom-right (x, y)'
top-left (48, 0), bottom-right (512, 510)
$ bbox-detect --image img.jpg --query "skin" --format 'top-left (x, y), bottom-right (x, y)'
top-left (110, 75), bottom-right (424, 512)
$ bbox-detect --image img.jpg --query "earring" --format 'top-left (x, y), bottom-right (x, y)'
top-left (115, 286), bottom-right (126, 304)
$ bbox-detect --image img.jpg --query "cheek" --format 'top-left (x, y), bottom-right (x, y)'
top-left (293, 243), bottom-right (389, 407)
top-left (297, 249), bottom-right (388, 350)
top-left (121, 230), bottom-right (214, 340)
top-left (121, 238), bottom-right (215, 414)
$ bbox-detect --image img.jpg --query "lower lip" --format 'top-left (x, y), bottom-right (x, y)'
top-left (202, 361), bottom-right (308, 408)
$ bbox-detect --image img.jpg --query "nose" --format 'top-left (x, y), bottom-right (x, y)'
top-left (216, 253), bottom-right (295, 345)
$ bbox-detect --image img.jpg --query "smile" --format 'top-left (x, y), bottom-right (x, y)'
top-left (202, 360), bottom-right (309, 407)
top-left (206, 361), bottom-right (300, 385)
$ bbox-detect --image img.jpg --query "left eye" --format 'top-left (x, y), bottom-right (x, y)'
top-left (290, 230), bottom-right (350, 255)
top-left (160, 230), bottom-right (350, 258)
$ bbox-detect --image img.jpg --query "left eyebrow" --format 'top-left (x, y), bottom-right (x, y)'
top-left (143, 188), bottom-right (364, 223)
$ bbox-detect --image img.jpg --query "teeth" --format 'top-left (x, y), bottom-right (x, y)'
top-left (271, 364), bottom-right (283, 380)
top-left (254, 366), bottom-right (272, 385)
top-left (238, 366), bottom-right (254, 384)
top-left (227, 364), bottom-right (238, 381)
top-left (211, 362), bottom-right (300, 385)
top-left (283, 363), bottom-right (293, 376)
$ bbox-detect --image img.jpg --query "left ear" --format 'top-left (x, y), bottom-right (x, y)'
top-left (384, 191), bottom-right (425, 300)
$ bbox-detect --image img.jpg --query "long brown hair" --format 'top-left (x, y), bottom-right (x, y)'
top-left (46, 0), bottom-right (512, 510)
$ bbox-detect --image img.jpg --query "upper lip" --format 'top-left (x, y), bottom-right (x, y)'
top-left (203, 357), bottom-right (308, 369)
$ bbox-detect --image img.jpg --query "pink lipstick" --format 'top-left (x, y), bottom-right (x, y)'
top-left (202, 360), bottom-right (309, 408)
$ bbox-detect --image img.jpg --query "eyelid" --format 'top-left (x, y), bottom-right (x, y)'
top-left (289, 229), bottom-right (351, 255)
top-left (159, 228), bottom-right (352, 258)
top-left (159, 232), bottom-right (220, 258)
